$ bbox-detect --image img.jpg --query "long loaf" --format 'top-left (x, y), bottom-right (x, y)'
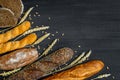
top-left (44, 60), bottom-right (104, 80)
top-left (0, 21), bottom-right (30, 44)
top-left (0, 33), bottom-right (37, 55)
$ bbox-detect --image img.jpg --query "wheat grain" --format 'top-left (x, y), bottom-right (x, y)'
top-left (40, 39), bottom-right (57, 56)
top-left (91, 73), bottom-right (111, 80)
top-left (14, 26), bottom-right (49, 41)
top-left (19, 7), bottom-right (34, 24)
top-left (32, 33), bottom-right (50, 46)
top-left (0, 68), bottom-right (21, 76)
top-left (77, 50), bottom-right (92, 64)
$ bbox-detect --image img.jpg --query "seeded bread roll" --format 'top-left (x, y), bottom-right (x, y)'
top-left (0, 0), bottom-right (24, 18)
top-left (0, 8), bottom-right (17, 28)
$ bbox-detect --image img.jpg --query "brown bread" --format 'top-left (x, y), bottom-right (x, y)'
top-left (0, 48), bottom-right (38, 70)
top-left (7, 47), bottom-right (74, 80)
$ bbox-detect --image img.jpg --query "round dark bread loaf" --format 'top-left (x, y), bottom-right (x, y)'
top-left (0, 0), bottom-right (24, 18)
top-left (0, 8), bottom-right (18, 28)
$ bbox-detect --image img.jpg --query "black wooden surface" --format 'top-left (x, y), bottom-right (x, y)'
top-left (1, 0), bottom-right (120, 80)
top-left (24, 0), bottom-right (120, 80)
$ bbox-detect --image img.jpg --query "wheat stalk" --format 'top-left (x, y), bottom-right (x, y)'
top-left (77, 50), bottom-right (91, 64)
top-left (39, 39), bottom-right (58, 57)
top-left (19, 7), bottom-right (34, 24)
top-left (32, 33), bottom-right (50, 46)
top-left (14, 26), bottom-right (49, 41)
top-left (91, 73), bottom-right (111, 80)
top-left (0, 68), bottom-right (21, 76)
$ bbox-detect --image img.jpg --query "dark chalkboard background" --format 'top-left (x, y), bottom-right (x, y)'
top-left (21, 0), bottom-right (120, 80)
top-left (1, 0), bottom-right (120, 80)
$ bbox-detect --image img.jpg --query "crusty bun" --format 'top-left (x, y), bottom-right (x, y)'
top-left (0, 8), bottom-right (18, 28)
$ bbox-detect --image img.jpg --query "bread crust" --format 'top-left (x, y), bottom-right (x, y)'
top-left (0, 8), bottom-right (18, 27)
top-left (0, 48), bottom-right (38, 70)
top-left (7, 48), bottom-right (74, 80)
top-left (0, 0), bottom-right (24, 18)
top-left (44, 60), bottom-right (104, 80)
top-left (0, 21), bottom-right (30, 43)
top-left (0, 33), bottom-right (37, 55)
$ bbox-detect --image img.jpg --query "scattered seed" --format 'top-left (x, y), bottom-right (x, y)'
top-left (107, 66), bottom-right (110, 70)
top-left (32, 22), bottom-right (34, 24)
top-left (36, 26), bottom-right (39, 28)
top-left (52, 34), bottom-right (55, 36)
top-left (78, 45), bottom-right (81, 48)
top-left (36, 4), bottom-right (39, 7)
top-left (43, 48), bottom-right (46, 50)
top-left (57, 38), bottom-right (60, 42)
top-left (112, 76), bottom-right (115, 79)
top-left (74, 51), bottom-right (77, 53)
top-left (48, 37), bottom-right (51, 40)
top-left (29, 14), bottom-right (31, 17)
top-left (37, 45), bottom-right (40, 49)
top-left (28, 16), bottom-right (32, 20)
top-left (42, 31), bottom-right (44, 34)
top-left (56, 31), bottom-right (58, 34)
top-left (62, 33), bottom-right (65, 36)
top-left (45, 32), bottom-right (48, 34)
top-left (34, 14), bottom-right (36, 17)
top-left (35, 12), bottom-right (39, 14)
top-left (48, 17), bottom-right (51, 20)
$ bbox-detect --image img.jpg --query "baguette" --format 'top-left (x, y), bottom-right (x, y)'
top-left (7, 47), bottom-right (74, 80)
top-left (0, 48), bottom-right (38, 70)
top-left (0, 33), bottom-right (37, 55)
top-left (0, 21), bottom-right (30, 44)
top-left (44, 60), bottom-right (104, 80)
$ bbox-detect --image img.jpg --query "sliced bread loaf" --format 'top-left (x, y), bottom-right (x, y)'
top-left (0, 8), bottom-right (18, 28)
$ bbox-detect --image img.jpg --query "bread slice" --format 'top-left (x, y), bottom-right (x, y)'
top-left (0, 0), bottom-right (24, 18)
top-left (0, 8), bottom-right (18, 28)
